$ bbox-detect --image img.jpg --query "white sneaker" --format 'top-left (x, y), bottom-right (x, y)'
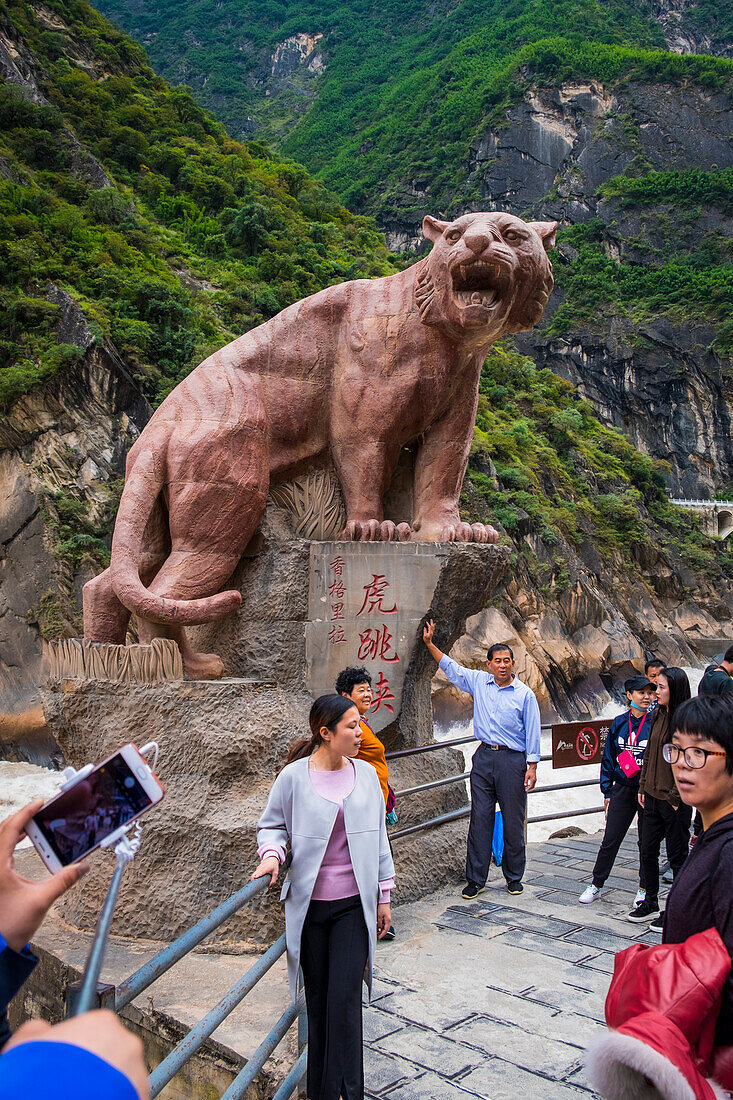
top-left (579, 884), bottom-right (601, 903)
top-left (634, 888), bottom-right (646, 906)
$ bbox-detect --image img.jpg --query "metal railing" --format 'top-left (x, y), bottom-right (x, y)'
top-left (386, 726), bottom-right (604, 839)
top-left (669, 497), bottom-right (733, 508)
top-left (72, 873), bottom-right (307, 1100)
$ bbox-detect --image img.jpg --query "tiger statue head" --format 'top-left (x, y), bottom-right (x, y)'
top-left (415, 211), bottom-right (557, 341)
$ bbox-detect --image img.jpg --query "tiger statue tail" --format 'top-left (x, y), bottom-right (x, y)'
top-left (109, 450), bottom-right (242, 626)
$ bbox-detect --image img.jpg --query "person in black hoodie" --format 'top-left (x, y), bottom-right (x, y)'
top-left (662, 695), bottom-right (733, 1046)
top-left (578, 675), bottom-right (655, 908)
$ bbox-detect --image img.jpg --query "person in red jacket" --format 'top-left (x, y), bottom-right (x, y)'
top-left (586, 696), bottom-right (733, 1100)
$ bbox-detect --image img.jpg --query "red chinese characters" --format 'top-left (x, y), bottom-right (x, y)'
top-left (327, 556), bottom-right (347, 645)
top-left (371, 671), bottom-right (396, 714)
top-left (357, 574), bottom-right (397, 616)
top-left (357, 624), bottom-right (399, 663)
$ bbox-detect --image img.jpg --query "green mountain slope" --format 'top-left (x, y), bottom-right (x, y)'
top-left (94, 0), bottom-right (732, 215)
top-left (0, 0), bottom-right (730, 616)
top-left (0, 0), bottom-right (396, 410)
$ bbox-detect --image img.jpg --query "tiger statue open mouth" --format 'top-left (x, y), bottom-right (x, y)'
top-left (416, 212), bottom-right (555, 337)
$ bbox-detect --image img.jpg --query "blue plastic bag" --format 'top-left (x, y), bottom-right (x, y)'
top-left (492, 809), bottom-right (504, 866)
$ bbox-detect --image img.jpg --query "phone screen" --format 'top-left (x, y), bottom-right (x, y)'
top-left (33, 754), bottom-right (153, 865)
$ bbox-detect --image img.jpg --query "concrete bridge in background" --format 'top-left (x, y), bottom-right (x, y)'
top-left (670, 497), bottom-right (733, 540)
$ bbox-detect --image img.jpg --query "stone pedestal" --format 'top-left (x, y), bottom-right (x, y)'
top-left (43, 538), bottom-right (508, 947)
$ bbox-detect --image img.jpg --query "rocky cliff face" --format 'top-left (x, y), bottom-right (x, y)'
top-left (651, 0), bottom-right (733, 57)
top-left (0, 290), bottom-right (150, 740)
top-left (384, 78), bottom-right (733, 498)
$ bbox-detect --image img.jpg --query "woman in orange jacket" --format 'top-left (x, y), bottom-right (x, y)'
top-left (336, 666), bottom-right (396, 940)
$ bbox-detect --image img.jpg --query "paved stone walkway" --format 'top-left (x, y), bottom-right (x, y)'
top-left (362, 829), bottom-right (665, 1100)
top-left (18, 826), bottom-right (665, 1098)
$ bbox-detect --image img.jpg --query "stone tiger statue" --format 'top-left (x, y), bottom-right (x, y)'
top-left (84, 211), bottom-right (556, 677)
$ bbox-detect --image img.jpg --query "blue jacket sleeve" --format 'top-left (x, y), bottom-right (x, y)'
top-left (438, 655), bottom-right (481, 697)
top-left (599, 715), bottom-right (622, 796)
top-left (0, 1041), bottom-right (138, 1100)
top-left (0, 942), bottom-right (38, 1051)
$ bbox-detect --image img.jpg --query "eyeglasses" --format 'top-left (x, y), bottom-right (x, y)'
top-left (663, 744), bottom-right (729, 769)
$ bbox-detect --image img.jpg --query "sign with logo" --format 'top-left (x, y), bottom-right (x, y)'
top-left (551, 720), bottom-right (610, 769)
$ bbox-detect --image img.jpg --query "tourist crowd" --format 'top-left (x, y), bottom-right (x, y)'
top-left (1, 641), bottom-right (732, 1100)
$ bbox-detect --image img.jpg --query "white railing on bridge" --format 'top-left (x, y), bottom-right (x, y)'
top-left (669, 498), bottom-right (733, 508)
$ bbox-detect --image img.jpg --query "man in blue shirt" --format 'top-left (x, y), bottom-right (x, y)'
top-left (423, 620), bottom-right (541, 898)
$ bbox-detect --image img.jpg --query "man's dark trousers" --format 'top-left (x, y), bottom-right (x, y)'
top-left (467, 743), bottom-right (527, 887)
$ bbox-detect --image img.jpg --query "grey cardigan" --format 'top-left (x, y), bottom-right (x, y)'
top-left (257, 756), bottom-right (395, 1000)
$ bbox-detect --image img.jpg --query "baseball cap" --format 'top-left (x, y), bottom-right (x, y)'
top-left (625, 675), bottom-right (654, 692)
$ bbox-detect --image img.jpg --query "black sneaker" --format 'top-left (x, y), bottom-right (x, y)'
top-left (506, 881), bottom-right (523, 895)
top-left (461, 883), bottom-right (485, 900)
top-left (382, 925), bottom-right (396, 941)
top-left (627, 898), bottom-right (661, 923)
top-left (649, 913), bottom-right (664, 934)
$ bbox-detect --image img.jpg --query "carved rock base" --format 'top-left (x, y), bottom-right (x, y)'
top-left (43, 539), bottom-right (509, 947)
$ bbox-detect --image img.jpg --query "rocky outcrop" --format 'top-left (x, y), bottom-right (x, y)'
top-left (516, 316), bottom-right (733, 497)
top-left (0, 292), bottom-right (151, 744)
top-left (651, 0), bottom-right (733, 57)
top-left (466, 81), bottom-right (733, 222)
top-left (43, 541), bottom-right (507, 943)
top-left (270, 33), bottom-right (325, 84)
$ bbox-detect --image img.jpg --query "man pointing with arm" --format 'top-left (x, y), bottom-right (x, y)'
top-left (423, 619), bottom-right (541, 899)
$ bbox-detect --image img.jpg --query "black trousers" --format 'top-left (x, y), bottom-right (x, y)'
top-left (467, 743), bottom-right (527, 887)
top-left (640, 794), bottom-right (692, 904)
top-left (300, 894), bottom-right (369, 1100)
top-left (592, 782), bottom-right (645, 889)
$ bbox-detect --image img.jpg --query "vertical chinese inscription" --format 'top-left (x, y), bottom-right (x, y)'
top-left (327, 555), bottom-right (347, 646)
top-left (307, 543), bottom-right (443, 734)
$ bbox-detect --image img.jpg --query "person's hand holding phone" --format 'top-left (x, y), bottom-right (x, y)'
top-left (4, 1010), bottom-right (149, 1099)
top-left (0, 801), bottom-right (89, 953)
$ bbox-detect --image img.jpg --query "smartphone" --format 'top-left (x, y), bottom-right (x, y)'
top-left (25, 743), bottom-right (165, 872)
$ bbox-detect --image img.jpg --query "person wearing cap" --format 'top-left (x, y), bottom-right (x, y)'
top-left (578, 675), bottom-right (656, 909)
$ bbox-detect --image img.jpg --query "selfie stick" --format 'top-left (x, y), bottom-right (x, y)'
top-left (71, 742), bottom-right (159, 1017)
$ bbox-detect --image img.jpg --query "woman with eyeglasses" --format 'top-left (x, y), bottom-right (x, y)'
top-left (632, 667), bottom-right (692, 928)
top-left (660, 695), bottom-right (733, 1046)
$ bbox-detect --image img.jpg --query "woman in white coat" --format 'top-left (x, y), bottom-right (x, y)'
top-left (252, 694), bottom-right (395, 1100)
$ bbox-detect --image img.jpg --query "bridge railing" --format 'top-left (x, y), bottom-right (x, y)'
top-left (669, 497), bottom-right (733, 507)
top-left (386, 725), bottom-right (604, 839)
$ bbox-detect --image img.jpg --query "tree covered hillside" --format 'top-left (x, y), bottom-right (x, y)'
top-left (0, 0), bottom-right (397, 411)
top-left (0, 0), bottom-right (730, 602)
top-left (95, 0), bottom-right (733, 213)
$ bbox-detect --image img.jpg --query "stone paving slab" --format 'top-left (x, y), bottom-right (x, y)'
top-left (375, 1023), bottom-right (485, 1077)
top-left (457, 1058), bottom-right (591, 1099)
top-left (364, 1047), bottom-right (420, 1092)
top-left (373, 1070), bottom-right (478, 1100)
top-left (490, 926), bottom-right (597, 963)
top-left (360, 829), bottom-right (664, 1098)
